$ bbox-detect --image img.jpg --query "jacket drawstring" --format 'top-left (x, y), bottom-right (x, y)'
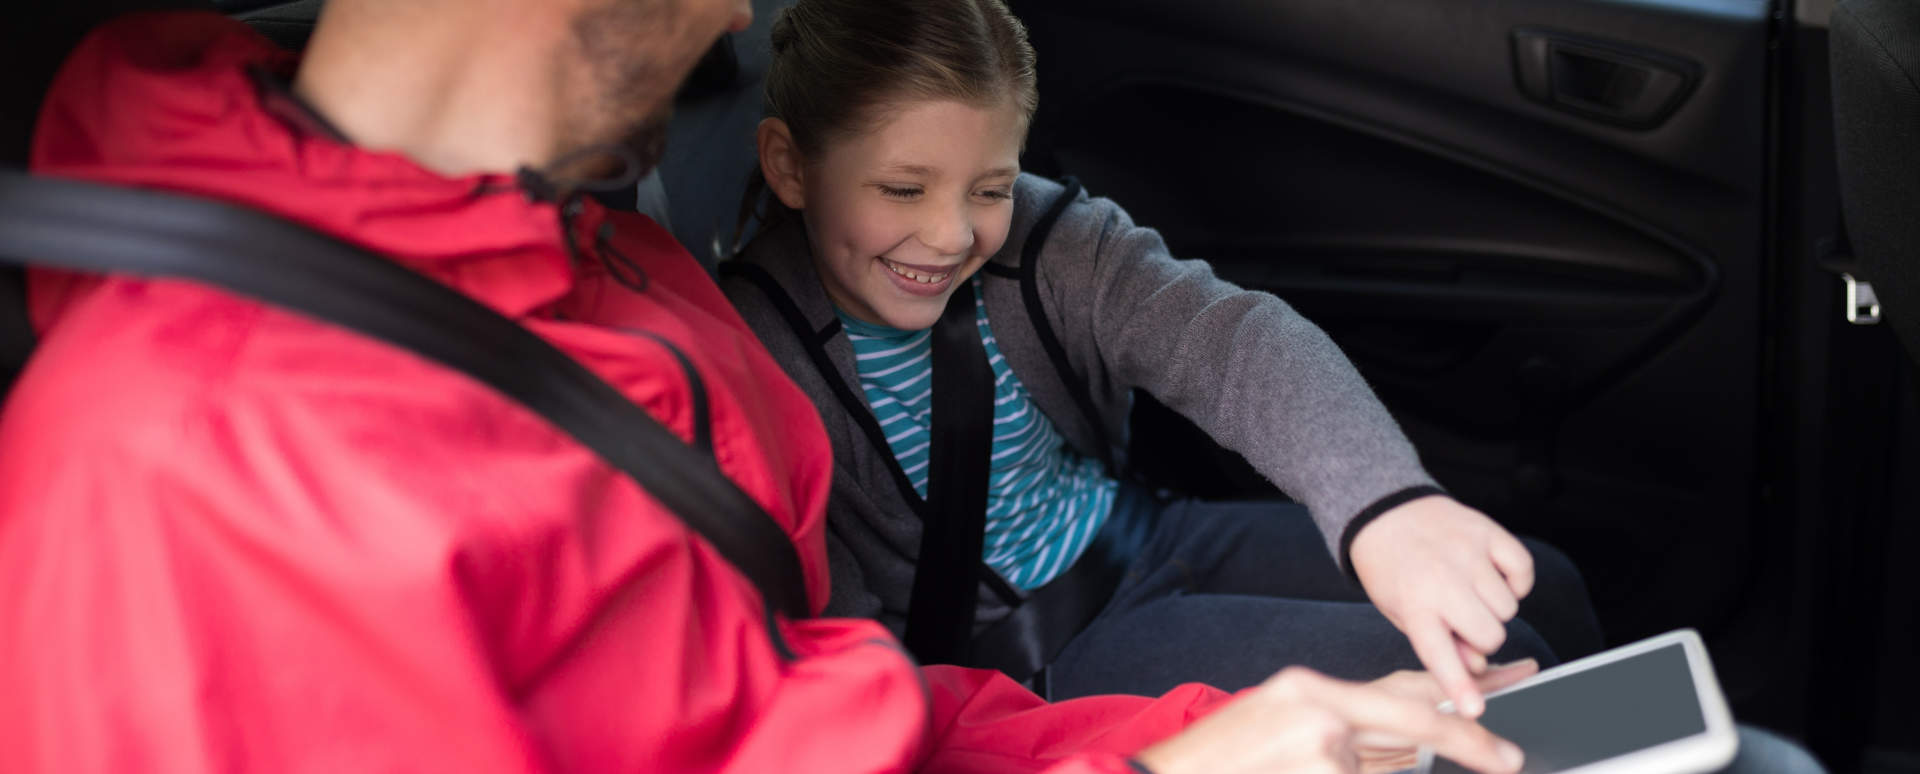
top-left (516, 144), bottom-right (651, 293)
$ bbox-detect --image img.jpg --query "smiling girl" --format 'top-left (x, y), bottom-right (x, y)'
top-left (719, 0), bottom-right (1599, 711)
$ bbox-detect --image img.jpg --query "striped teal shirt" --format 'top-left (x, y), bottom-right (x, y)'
top-left (837, 278), bottom-right (1118, 590)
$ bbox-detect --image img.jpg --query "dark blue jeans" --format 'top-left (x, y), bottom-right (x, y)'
top-left (1723, 728), bottom-right (1828, 774)
top-left (1044, 491), bottom-right (1604, 700)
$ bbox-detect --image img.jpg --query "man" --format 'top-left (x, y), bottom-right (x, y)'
top-left (0, 1), bottom-right (1530, 771)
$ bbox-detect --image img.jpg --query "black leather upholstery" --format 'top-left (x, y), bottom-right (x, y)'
top-left (1832, 0), bottom-right (1920, 363)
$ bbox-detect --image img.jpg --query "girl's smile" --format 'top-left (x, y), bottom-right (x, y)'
top-left (759, 97), bottom-right (1027, 330)
top-left (879, 257), bottom-right (959, 296)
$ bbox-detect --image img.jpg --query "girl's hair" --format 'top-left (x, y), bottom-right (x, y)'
top-left (729, 0), bottom-right (1038, 255)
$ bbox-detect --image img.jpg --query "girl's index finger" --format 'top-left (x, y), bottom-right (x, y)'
top-left (1408, 621), bottom-right (1483, 718)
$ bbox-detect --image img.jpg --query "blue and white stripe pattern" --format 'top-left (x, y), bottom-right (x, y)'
top-left (837, 278), bottom-right (1117, 590)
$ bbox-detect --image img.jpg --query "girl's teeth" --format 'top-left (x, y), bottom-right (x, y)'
top-left (884, 259), bottom-right (949, 284)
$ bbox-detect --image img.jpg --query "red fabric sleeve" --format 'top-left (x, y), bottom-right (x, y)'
top-left (917, 665), bottom-right (1231, 774)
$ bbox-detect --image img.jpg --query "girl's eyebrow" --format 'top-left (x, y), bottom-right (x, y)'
top-left (874, 164), bottom-right (1019, 180)
top-left (879, 163), bottom-right (938, 176)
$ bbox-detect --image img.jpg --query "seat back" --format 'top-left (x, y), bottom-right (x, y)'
top-left (656, 0), bottom-right (794, 269)
top-left (1, 0), bottom-right (213, 397)
top-left (1832, 0), bottom-right (1920, 364)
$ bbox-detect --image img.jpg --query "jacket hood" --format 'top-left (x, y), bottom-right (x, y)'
top-left (30, 11), bottom-right (598, 319)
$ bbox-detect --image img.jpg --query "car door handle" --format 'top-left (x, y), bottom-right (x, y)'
top-left (1512, 28), bottom-right (1700, 130)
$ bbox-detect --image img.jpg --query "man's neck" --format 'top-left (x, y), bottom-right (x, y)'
top-left (289, 4), bottom-right (575, 178)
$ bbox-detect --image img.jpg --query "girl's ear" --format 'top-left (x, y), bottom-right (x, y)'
top-left (758, 118), bottom-right (807, 210)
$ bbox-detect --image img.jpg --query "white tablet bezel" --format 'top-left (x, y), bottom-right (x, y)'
top-left (1416, 628), bottom-right (1738, 774)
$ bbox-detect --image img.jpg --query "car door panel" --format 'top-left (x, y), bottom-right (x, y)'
top-left (1009, 0), bottom-right (1778, 712)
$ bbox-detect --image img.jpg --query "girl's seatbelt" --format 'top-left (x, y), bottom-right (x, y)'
top-left (724, 178), bottom-right (1140, 689)
top-left (905, 280), bottom-right (995, 665)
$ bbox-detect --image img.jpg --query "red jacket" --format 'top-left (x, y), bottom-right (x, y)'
top-left (0, 13), bottom-right (1227, 774)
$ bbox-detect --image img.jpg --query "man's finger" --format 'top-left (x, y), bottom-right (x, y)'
top-left (1330, 734), bottom-right (1363, 774)
top-left (1372, 659), bottom-right (1538, 707)
top-left (1489, 535), bottom-right (1535, 600)
top-left (1476, 659), bottom-right (1540, 694)
top-left (1423, 715), bottom-right (1526, 774)
top-left (1408, 622), bottom-right (1482, 717)
top-left (1301, 677), bottom-right (1523, 774)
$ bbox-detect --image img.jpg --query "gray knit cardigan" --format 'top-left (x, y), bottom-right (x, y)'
top-left (720, 174), bottom-right (1438, 637)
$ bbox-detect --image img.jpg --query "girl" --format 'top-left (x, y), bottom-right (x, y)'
top-left (719, 0), bottom-right (1600, 711)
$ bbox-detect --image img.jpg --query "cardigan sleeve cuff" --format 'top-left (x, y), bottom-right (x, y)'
top-left (1337, 484), bottom-right (1449, 583)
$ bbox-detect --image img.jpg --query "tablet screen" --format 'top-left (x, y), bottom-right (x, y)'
top-left (1430, 643), bottom-right (1707, 774)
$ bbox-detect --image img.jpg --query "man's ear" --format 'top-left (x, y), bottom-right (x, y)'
top-left (757, 118), bottom-right (807, 210)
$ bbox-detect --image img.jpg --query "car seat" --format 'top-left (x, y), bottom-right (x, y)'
top-left (1832, 0), bottom-right (1920, 365)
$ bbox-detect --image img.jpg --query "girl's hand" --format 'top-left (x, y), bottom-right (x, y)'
top-left (1133, 666), bottom-right (1528, 774)
top-left (1348, 495), bottom-right (1536, 719)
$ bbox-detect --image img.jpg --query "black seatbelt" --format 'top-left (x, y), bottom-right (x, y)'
top-left (719, 258), bottom-right (1026, 614)
top-left (0, 172), bottom-right (811, 648)
top-left (969, 482), bottom-right (1157, 694)
top-left (723, 179), bottom-right (1130, 683)
top-left (964, 176), bottom-right (1152, 690)
top-left (1015, 178), bottom-right (1114, 475)
top-left (718, 260), bottom-right (933, 522)
top-left (902, 280), bottom-right (995, 665)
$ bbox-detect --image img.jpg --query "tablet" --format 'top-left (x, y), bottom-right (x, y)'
top-left (1418, 629), bottom-right (1737, 774)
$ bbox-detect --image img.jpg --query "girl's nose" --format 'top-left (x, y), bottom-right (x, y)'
top-left (918, 203), bottom-right (975, 259)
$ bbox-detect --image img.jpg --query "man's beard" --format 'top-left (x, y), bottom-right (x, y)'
top-left (616, 109), bottom-right (673, 177)
top-left (566, 0), bottom-right (689, 182)
top-left (541, 118), bottom-right (668, 186)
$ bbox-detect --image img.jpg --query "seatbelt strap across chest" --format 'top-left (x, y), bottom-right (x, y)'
top-left (903, 280), bottom-right (995, 664)
top-left (0, 172), bottom-right (812, 652)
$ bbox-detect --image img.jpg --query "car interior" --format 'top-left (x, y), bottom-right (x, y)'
top-left (2, 0), bottom-right (1915, 771)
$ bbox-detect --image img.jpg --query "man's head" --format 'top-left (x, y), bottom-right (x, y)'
top-left (297, 0), bottom-right (752, 178)
top-left (561, 0), bottom-right (754, 174)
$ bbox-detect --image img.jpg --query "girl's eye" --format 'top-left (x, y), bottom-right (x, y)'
top-left (877, 185), bottom-right (922, 200)
top-left (976, 189), bottom-right (1014, 202)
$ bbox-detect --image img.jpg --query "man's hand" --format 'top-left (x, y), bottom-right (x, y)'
top-left (1133, 666), bottom-right (1530, 774)
top-left (1355, 660), bottom-right (1540, 773)
top-left (1349, 495), bottom-right (1535, 718)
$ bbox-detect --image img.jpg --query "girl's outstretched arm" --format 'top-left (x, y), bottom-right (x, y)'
top-left (1023, 175), bottom-right (1535, 720)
